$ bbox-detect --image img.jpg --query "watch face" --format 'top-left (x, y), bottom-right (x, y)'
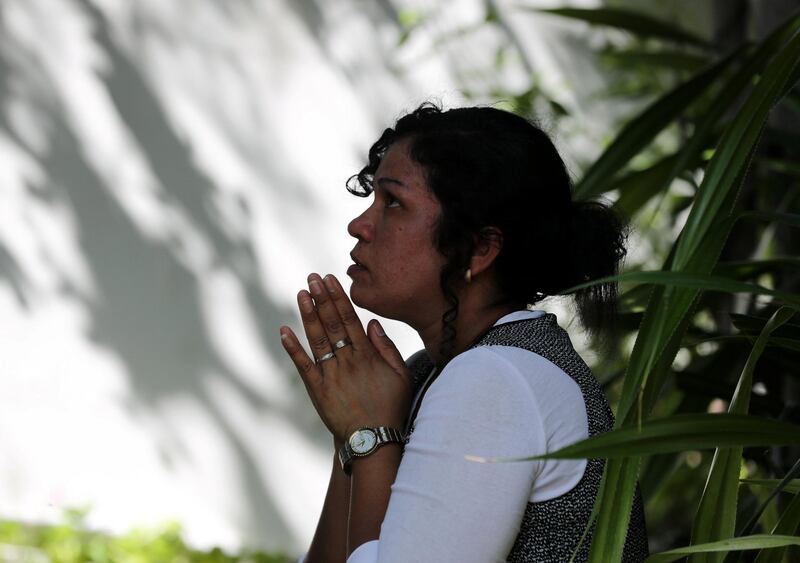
top-left (349, 429), bottom-right (377, 454)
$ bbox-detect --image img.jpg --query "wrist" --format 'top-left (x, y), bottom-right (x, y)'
top-left (350, 441), bottom-right (403, 472)
top-left (338, 426), bottom-right (405, 475)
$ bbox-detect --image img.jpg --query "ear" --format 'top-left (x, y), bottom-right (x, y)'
top-left (469, 227), bottom-right (503, 277)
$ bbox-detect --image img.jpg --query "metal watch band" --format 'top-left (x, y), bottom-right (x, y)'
top-left (338, 427), bottom-right (405, 475)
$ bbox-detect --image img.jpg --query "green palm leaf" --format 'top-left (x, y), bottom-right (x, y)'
top-left (564, 271), bottom-right (800, 308)
top-left (753, 494), bottom-right (800, 563)
top-left (739, 459), bottom-right (800, 538)
top-left (740, 211), bottom-right (800, 228)
top-left (741, 480), bottom-right (800, 495)
top-left (601, 48), bottom-right (711, 72)
top-left (645, 535), bottom-right (800, 563)
top-left (689, 308), bottom-right (795, 563)
top-left (572, 50), bottom-right (737, 200)
top-left (531, 7), bottom-right (710, 47)
top-left (589, 20), bottom-right (800, 558)
top-left (714, 258), bottom-right (800, 280)
top-left (612, 152), bottom-right (694, 217)
top-left (470, 414), bottom-right (800, 461)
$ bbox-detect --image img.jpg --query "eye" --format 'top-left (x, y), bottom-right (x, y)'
top-left (385, 192), bottom-right (401, 208)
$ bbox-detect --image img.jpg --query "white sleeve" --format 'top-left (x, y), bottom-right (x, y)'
top-left (347, 347), bottom-right (546, 563)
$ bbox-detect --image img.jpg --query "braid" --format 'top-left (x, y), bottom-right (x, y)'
top-left (438, 271), bottom-right (460, 363)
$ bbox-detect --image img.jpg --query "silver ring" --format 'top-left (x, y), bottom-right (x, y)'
top-left (316, 351), bottom-right (336, 364)
top-left (332, 338), bottom-right (352, 350)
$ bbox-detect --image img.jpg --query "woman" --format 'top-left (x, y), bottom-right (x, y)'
top-left (280, 103), bottom-right (648, 562)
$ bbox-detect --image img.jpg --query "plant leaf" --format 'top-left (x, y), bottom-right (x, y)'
top-left (612, 152), bottom-right (693, 217)
top-left (739, 211), bottom-right (800, 228)
top-left (645, 535), bottom-right (800, 563)
top-left (588, 457), bottom-right (642, 561)
top-left (531, 7), bottom-right (710, 46)
top-left (564, 271), bottom-right (800, 308)
top-left (689, 308), bottom-right (795, 563)
top-left (473, 414), bottom-right (800, 461)
top-left (672, 36), bottom-right (800, 271)
top-left (713, 258), bottom-right (800, 280)
top-left (763, 157), bottom-right (800, 178)
top-left (587, 14), bottom-right (800, 562)
top-left (581, 11), bottom-right (800, 205)
top-left (753, 493), bottom-right (800, 563)
top-left (741, 479), bottom-right (800, 495)
top-left (739, 458), bottom-right (800, 537)
top-left (573, 49), bottom-right (737, 200)
top-left (601, 47), bottom-right (711, 72)
top-left (729, 313), bottom-right (800, 339)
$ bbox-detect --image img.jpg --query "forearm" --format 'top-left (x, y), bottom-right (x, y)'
top-left (347, 443), bottom-right (402, 557)
top-left (306, 448), bottom-right (351, 563)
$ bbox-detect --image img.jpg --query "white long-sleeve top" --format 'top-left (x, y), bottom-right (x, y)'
top-left (304, 310), bottom-right (589, 563)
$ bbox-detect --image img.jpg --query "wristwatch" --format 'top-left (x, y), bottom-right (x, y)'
top-left (338, 427), bottom-right (405, 475)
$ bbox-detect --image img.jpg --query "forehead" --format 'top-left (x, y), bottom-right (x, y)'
top-left (374, 138), bottom-right (429, 192)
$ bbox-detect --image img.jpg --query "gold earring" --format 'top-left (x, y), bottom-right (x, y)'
top-left (464, 268), bottom-right (472, 284)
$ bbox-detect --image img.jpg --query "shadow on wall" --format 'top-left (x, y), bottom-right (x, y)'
top-left (0, 0), bottom-right (369, 550)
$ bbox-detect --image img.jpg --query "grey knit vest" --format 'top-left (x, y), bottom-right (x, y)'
top-left (404, 314), bottom-right (649, 562)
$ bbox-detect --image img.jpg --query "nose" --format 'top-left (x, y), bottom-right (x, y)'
top-left (347, 206), bottom-right (374, 241)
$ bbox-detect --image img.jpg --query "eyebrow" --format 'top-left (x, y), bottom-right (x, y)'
top-left (375, 177), bottom-right (407, 189)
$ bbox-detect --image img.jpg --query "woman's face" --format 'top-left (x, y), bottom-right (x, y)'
top-left (347, 138), bottom-right (448, 328)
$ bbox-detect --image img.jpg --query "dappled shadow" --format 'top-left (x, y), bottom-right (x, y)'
top-left (42, 106), bottom-right (298, 544)
top-left (0, 0), bottom-right (467, 551)
top-left (0, 242), bottom-right (29, 307)
top-left (0, 0), bottom-right (369, 551)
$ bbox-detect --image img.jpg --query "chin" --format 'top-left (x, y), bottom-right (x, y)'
top-left (349, 284), bottom-right (402, 321)
top-left (348, 282), bottom-right (373, 311)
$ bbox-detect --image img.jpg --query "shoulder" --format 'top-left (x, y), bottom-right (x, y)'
top-left (438, 345), bottom-right (576, 396)
top-left (411, 346), bottom-right (546, 458)
top-left (424, 347), bottom-right (539, 418)
top-left (425, 345), bottom-right (586, 428)
top-left (405, 349), bottom-right (431, 370)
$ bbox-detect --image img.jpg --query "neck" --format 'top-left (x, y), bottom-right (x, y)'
top-left (416, 294), bottom-right (523, 368)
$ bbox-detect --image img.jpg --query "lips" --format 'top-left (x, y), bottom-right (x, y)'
top-left (350, 252), bottom-right (367, 270)
top-left (348, 251), bottom-right (368, 278)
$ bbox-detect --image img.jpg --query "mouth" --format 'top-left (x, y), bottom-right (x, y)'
top-left (349, 252), bottom-right (367, 269)
top-left (348, 252), bottom-right (368, 277)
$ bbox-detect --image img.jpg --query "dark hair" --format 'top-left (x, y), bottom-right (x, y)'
top-left (347, 102), bottom-right (627, 359)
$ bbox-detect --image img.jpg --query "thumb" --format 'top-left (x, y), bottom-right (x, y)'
top-left (368, 320), bottom-right (407, 375)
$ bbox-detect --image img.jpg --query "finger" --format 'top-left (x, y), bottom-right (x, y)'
top-left (297, 289), bottom-right (336, 364)
top-left (322, 274), bottom-right (369, 349)
top-left (307, 274), bottom-right (352, 356)
top-left (279, 326), bottom-right (322, 392)
top-left (368, 320), bottom-right (407, 376)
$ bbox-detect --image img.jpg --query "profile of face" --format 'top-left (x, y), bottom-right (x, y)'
top-left (347, 138), bottom-right (448, 329)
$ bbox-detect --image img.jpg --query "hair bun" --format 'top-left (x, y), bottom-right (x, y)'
top-left (568, 200), bottom-right (628, 334)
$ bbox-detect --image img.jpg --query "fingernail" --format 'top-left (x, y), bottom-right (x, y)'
top-left (323, 275), bottom-right (335, 291)
top-left (373, 320), bottom-right (384, 336)
top-left (300, 294), bottom-right (314, 312)
top-left (309, 279), bottom-right (322, 295)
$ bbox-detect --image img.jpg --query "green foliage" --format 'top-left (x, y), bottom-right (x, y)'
top-left (644, 535), bottom-right (800, 563)
top-left (742, 481), bottom-right (800, 496)
top-left (754, 494), bottom-right (800, 563)
top-left (690, 309), bottom-right (795, 563)
top-left (0, 509), bottom-right (290, 563)
top-left (531, 6), bottom-right (800, 562)
top-left (531, 7), bottom-right (711, 47)
top-left (529, 413), bottom-right (800, 460)
top-left (572, 47), bottom-right (739, 200)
